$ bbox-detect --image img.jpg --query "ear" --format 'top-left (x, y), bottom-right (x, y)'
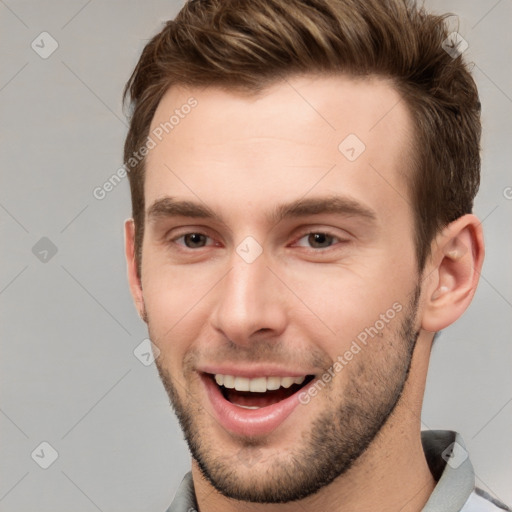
top-left (421, 214), bottom-right (485, 332)
top-left (124, 219), bottom-right (147, 323)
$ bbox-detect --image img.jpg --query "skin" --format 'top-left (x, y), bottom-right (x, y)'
top-left (125, 75), bottom-right (484, 511)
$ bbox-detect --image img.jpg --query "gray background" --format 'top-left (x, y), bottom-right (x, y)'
top-left (0, 1), bottom-right (511, 510)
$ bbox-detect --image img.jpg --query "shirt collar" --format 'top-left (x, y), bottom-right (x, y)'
top-left (421, 430), bottom-right (475, 511)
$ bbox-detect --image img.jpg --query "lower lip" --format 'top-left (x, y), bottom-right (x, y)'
top-left (202, 374), bottom-right (306, 437)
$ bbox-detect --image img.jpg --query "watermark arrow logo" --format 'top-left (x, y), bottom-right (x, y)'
top-left (134, 338), bottom-right (161, 366)
top-left (32, 237), bottom-right (58, 263)
top-left (236, 236), bottom-right (263, 263)
top-left (442, 32), bottom-right (468, 59)
top-left (31, 32), bottom-right (59, 59)
top-left (338, 133), bottom-right (366, 162)
top-left (31, 441), bottom-right (59, 469)
top-left (441, 441), bottom-right (468, 469)
top-left (236, 447), bottom-right (263, 468)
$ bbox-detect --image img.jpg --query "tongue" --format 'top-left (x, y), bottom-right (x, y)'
top-left (225, 383), bottom-right (303, 408)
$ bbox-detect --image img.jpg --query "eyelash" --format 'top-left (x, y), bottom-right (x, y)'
top-left (292, 231), bottom-right (348, 249)
top-left (172, 232), bottom-right (218, 249)
top-left (170, 230), bottom-right (348, 251)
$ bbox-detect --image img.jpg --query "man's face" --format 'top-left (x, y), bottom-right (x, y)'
top-left (134, 75), bottom-right (423, 502)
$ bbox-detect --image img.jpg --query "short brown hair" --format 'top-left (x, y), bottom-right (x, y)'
top-left (123, 0), bottom-right (481, 274)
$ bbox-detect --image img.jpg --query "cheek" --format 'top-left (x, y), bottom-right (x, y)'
top-left (142, 243), bottom-right (219, 305)
top-left (281, 260), bottom-right (409, 345)
top-left (141, 254), bottom-right (228, 366)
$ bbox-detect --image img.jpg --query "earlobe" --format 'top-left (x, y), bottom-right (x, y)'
top-left (421, 214), bottom-right (485, 333)
top-left (124, 219), bottom-right (147, 323)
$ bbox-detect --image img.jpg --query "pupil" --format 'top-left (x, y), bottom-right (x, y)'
top-left (309, 233), bottom-right (332, 248)
top-left (185, 233), bottom-right (205, 248)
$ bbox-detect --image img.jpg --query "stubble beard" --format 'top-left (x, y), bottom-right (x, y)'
top-left (152, 285), bottom-right (421, 503)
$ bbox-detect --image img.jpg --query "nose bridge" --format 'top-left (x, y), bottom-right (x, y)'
top-left (211, 250), bottom-right (285, 343)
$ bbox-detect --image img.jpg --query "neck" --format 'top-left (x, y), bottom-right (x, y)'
top-left (193, 334), bottom-right (436, 512)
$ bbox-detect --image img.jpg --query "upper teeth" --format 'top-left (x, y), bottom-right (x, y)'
top-left (214, 374), bottom-right (306, 392)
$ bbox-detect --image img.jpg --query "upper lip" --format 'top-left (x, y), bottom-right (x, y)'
top-left (198, 364), bottom-right (315, 379)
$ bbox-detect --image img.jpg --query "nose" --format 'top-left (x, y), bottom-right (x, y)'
top-left (210, 251), bottom-right (288, 346)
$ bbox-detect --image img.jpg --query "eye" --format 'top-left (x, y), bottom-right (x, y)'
top-left (294, 232), bottom-right (340, 249)
top-left (174, 233), bottom-right (212, 248)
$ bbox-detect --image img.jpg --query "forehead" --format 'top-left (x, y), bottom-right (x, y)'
top-left (144, 74), bottom-right (414, 223)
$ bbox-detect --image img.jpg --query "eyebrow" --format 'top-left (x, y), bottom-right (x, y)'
top-left (147, 197), bottom-right (216, 221)
top-left (146, 195), bottom-right (377, 226)
top-left (270, 196), bottom-right (377, 225)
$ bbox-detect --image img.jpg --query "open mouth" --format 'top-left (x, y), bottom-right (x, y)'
top-left (208, 373), bottom-right (315, 409)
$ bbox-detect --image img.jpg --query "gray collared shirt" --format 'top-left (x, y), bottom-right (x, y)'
top-left (165, 430), bottom-right (510, 511)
